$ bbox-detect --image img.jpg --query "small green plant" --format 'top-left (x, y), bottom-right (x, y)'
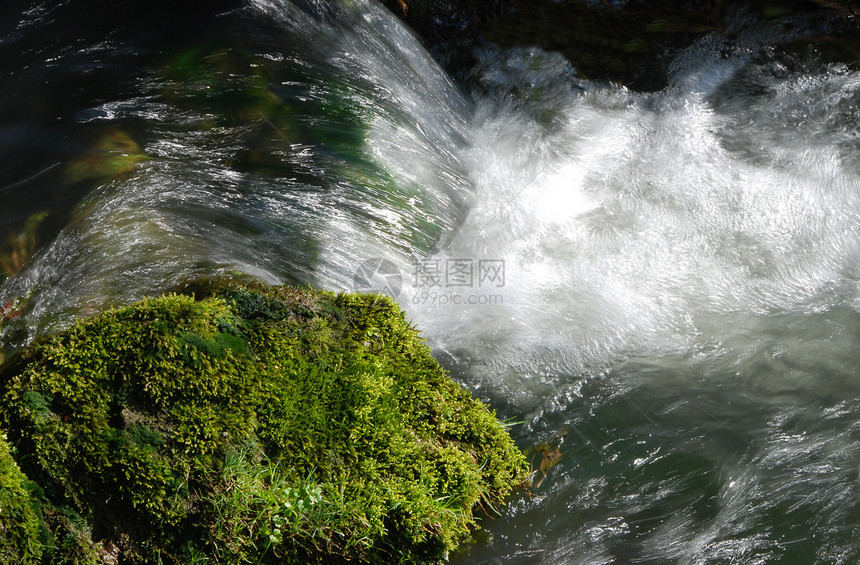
top-left (204, 444), bottom-right (334, 563)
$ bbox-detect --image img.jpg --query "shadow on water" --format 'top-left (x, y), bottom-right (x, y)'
top-left (0, 0), bottom-right (244, 277)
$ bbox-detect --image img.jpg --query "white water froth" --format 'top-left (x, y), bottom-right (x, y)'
top-left (405, 40), bottom-right (860, 401)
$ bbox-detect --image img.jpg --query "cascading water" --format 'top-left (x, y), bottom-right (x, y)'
top-left (441, 39), bottom-right (860, 563)
top-left (0, 0), bottom-right (472, 340)
top-left (1, 0), bottom-right (859, 562)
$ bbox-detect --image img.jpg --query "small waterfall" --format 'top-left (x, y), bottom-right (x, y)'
top-left (0, 0), bottom-right (472, 344)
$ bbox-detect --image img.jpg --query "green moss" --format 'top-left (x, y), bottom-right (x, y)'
top-left (0, 286), bottom-right (528, 563)
top-left (0, 431), bottom-right (43, 564)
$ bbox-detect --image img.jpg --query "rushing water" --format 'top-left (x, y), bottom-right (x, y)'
top-left (2, 0), bottom-right (860, 562)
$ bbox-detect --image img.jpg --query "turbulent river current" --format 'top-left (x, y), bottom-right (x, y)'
top-left (2, 0), bottom-right (860, 562)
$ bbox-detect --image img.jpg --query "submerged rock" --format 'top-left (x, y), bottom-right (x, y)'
top-left (0, 285), bottom-right (528, 564)
top-left (64, 131), bottom-right (148, 184)
top-left (382, 0), bottom-right (860, 90)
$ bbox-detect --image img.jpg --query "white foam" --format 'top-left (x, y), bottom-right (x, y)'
top-left (404, 43), bottom-right (860, 399)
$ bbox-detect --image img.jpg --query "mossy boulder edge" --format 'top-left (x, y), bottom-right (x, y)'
top-left (0, 430), bottom-right (43, 563)
top-left (0, 286), bottom-right (528, 564)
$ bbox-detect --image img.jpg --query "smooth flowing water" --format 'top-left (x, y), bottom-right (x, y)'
top-left (1, 1), bottom-right (859, 562)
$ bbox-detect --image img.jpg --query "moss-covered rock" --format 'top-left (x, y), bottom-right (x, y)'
top-left (0, 286), bottom-right (528, 563)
